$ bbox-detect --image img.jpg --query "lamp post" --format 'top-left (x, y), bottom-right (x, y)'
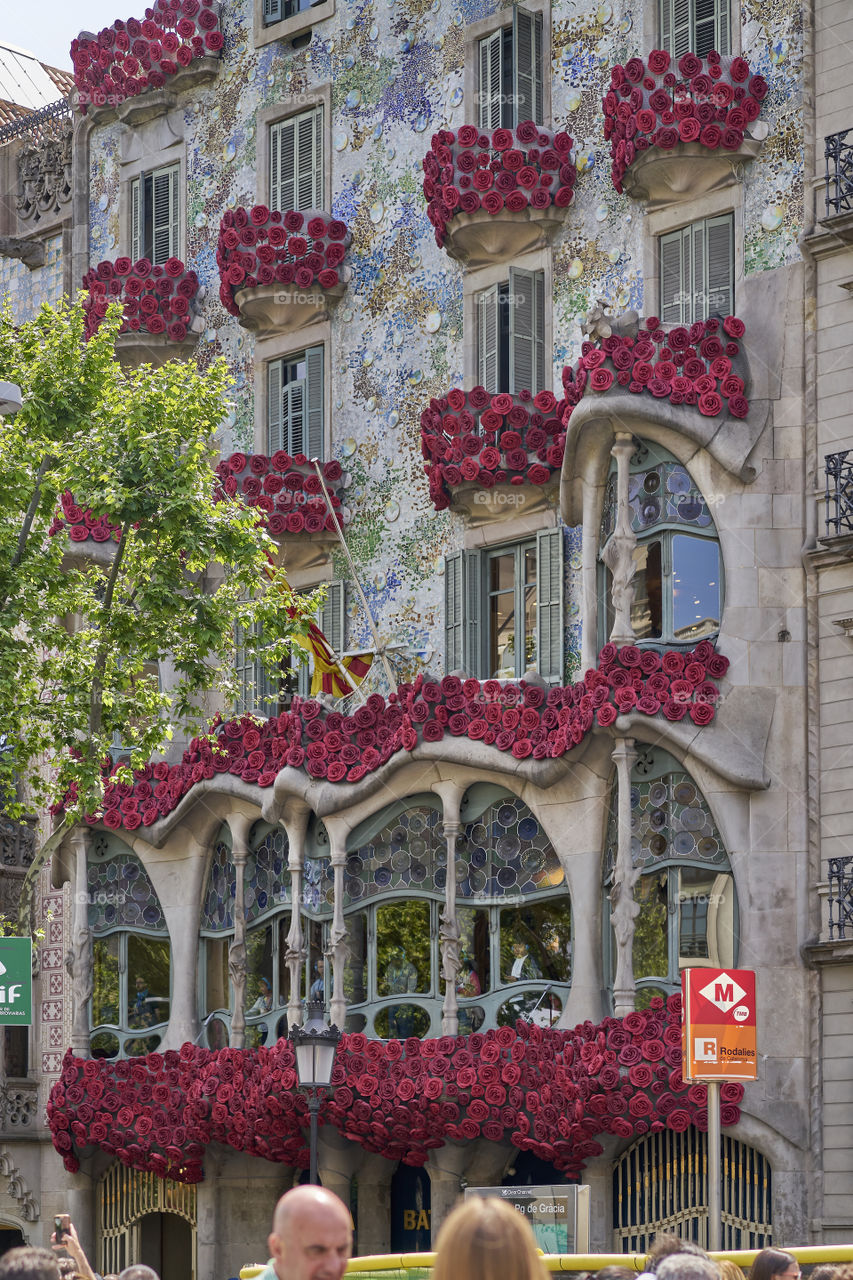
top-left (0, 382), bottom-right (22, 416)
top-left (290, 1000), bottom-right (341, 1185)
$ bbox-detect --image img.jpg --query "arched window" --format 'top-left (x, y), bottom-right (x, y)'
top-left (88, 836), bottom-right (170, 1058)
top-left (342, 787), bottom-right (571, 1038)
top-left (599, 441), bottom-right (723, 648)
top-left (198, 831), bottom-right (236, 1049)
top-left (244, 822), bottom-right (291, 1047)
top-left (604, 749), bottom-right (736, 1008)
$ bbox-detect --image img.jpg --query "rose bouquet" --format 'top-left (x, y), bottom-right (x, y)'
top-left (216, 207), bottom-right (350, 318)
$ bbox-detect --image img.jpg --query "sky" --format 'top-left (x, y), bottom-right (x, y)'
top-left (4, 3), bottom-right (125, 71)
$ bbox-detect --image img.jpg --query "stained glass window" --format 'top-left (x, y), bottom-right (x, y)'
top-left (201, 840), bottom-right (236, 931)
top-left (246, 825), bottom-right (290, 924)
top-left (88, 854), bottom-right (166, 933)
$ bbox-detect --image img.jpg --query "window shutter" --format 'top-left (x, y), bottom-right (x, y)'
top-left (270, 119), bottom-right (296, 213)
top-left (666, 0), bottom-right (692, 57)
top-left (512, 7), bottom-right (543, 126)
top-left (715, 0), bottom-right (730, 54)
top-left (705, 214), bottom-right (734, 317)
top-left (284, 379), bottom-right (305, 456)
top-left (305, 344), bottom-right (324, 461)
top-left (130, 177), bottom-right (142, 263)
top-left (477, 286), bottom-right (500, 392)
top-left (509, 267), bottom-right (544, 394)
top-left (464, 550), bottom-right (483, 677)
top-left (263, 0), bottom-right (283, 21)
top-left (478, 31), bottom-right (503, 131)
top-left (445, 551), bottom-right (482, 676)
top-left (694, 0), bottom-right (724, 56)
top-left (151, 166), bottom-right (178, 266)
top-left (234, 622), bottom-right (254, 716)
top-left (536, 528), bottom-right (565, 684)
top-left (296, 108), bottom-right (323, 211)
top-left (690, 220), bottom-right (705, 322)
top-left (319, 580), bottom-right (346, 656)
top-left (445, 551), bottom-right (464, 674)
top-left (267, 359), bottom-right (284, 455)
top-left (660, 228), bottom-right (686, 325)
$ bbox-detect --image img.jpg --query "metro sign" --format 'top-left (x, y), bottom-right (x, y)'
top-left (682, 967), bottom-right (757, 1081)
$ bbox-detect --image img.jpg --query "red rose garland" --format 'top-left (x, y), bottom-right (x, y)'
top-left (51, 643), bottom-right (729, 828)
top-left (603, 51), bottom-right (768, 193)
top-left (216, 207), bottom-right (350, 317)
top-left (81, 257), bottom-right (201, 343)
top-left (423, 123), bottom-right (576, 248)
top-left (71, 0), bottom-right (223, 115)
top-left (48, 996), bottom-right (745, 1181)
top-left (421, 388), bottom-right (565, 511)
top-left (213, 452), bottom-right (347, 538)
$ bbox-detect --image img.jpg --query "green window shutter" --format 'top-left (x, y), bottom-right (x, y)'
top-left (284, 378), bottom-right (305, 456)
top-left (319, 580), bottom-right (346, 656)
top-left (464, 549), bottom-right (483, 677)
top-left (661, 0), bottom-right (692, 57)
top-left (694, 0), bottom-right (724, 56)
top-left (509, 267), bottom-right (545, 394)
top-left (446, 551), bottom-right (482, 675)
top-left (512, 7), bottom-right (543, 126)
top-left (267, 359), bottom-right (284, 455)
top-left (536, 528), bottom-right (565, 684)
top-left (478, 31), bottom-right (503, 132)
top-left (660, 227), bottom-right (687, 325)
top-left (477, 285), bottom-right (499, 392)
top-left (690, 220), bottom-right (705, 322)
top-left (270, 119), bottom-right (296, 213)
top-left (705, 214), bottom-right (734, 317)
top-left (130, 177), bottom-right (142, 262)
top-left (263, 0), bottom-right (282, 21)
top-left (152, 165), bottom-right (178, 266)
top-left (305, 344), bottom-right (324, 461)
top-left (296, 108), bottom-right (324, 211)
top-left (715, 0), bottom-right (730, 54)
top-left (445, 551), bottom-right (464, 674)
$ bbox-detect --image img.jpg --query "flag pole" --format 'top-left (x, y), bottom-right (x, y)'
top-left (311, 460), bottom-right (398, 693)
top-left (265, 557), bottom-right (367, 705)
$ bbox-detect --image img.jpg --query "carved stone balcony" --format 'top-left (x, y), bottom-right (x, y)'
top-left (423, 123), bottom-right (576, 267)
top-left (603, 52), bottom-right (768, 206)
top-left (81, 257), bottom-right (204, 366)
top-left (421, 387), bottom-right (565, 521)
top-left (217, 207), bottom-right (350, 336)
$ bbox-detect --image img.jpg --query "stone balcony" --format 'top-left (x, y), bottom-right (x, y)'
top-left (81, 257), bottom-right (204, 366)
top-left (421, 387), bottom-right (565, 521)
top-left (603, 52), bottom-right (768, 206)
top-left (71, 0), bottom-right (221, 125)
top-left (422, 123), bottom-right (576, 267)
top-left (217, 207), bottom-right (350, 336)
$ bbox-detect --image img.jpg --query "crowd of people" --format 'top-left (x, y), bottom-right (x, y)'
top-left (0, 1186), bottom-right (844, 1280)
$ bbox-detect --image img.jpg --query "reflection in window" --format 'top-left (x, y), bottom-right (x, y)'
top-left (672, 534), bottom-right (721, 641)
top-left (498, 989), bottom-right (562, 1028)
top-left (377, 902), bottom-right (430, 997)
top-left (488, 543), bottom-right (538, 680)
top-left (375, 1005), bottom-right (430, 1039)
top-left (499, 900), bottom-right (572, 985)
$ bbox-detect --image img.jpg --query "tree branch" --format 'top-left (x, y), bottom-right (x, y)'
top-left (3, 455), bottom-right (52, 604)
top-left (88, 526), bottom-right (128, 740)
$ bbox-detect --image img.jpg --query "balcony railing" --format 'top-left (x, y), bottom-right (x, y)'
top-left (0, 99), bottom-right (70, 146)
top-left (825, 129), bottom-right (853, 217)
top-left (825, 450), bottom-right (853, 536)
top-left (828, 855), bottom-right (853, 938)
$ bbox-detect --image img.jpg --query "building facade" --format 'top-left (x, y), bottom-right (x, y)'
top-left (3, 0), bottom-right (852, 1274)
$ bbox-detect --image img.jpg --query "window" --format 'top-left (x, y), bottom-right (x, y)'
top-left (270, 108), bottom-right (323, 212)
top-left (130, 165), bottom-right (179, 266)
top-left (477, 268), bottom-right (545, 395)
top-left (445, 529), bottom-right (564, 682)
top-left (660, 215), bottom-right (734, 325)
top-left (234, 620), bottom-right (281, 717)
top-left (477, 8), bottom-right (543, 129)
top-left (604, 749), bottom-right (736, 1009)
top-left (235, 580), bottom-right (346, 714)
top-left (267, 346), bottom-right (324, 459)
top-left (88, 849), bottom-right (170, 1058)
top-left (599, 442), bottom-right (722, 647)
top-left (660, 0), bottom-right (730, 58)
top-left (264, 0), bottom-right (310, 21)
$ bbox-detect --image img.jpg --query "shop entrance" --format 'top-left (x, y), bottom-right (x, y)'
top-left (390, 1165), bottom-right (431, 1253)
top-left (98, 1164), bottom-right (197, 1279)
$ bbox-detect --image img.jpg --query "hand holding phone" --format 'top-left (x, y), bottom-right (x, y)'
top-left (54, 1215), bottom-right (70, 1244)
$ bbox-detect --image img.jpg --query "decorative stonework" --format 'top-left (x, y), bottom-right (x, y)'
top-left (17, 117), bottom-right (73, 224)
top-left (0, 1146), bottom-right (39, 1221)
top-left (0, 1085), bottom-right (39, 1132)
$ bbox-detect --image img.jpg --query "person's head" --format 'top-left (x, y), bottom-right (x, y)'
top-left (135, 977), bottom-right (146, 990)
top-left (811, 1267), bottom-right (840, 1280)
top-left (0, 1248), bottom-right (61, 1280)
top-left (749, 1252), bottom-right (799, 1280)
top-left (597, 1268), bottom-right (636, 1280)
top-left (718, 1262), bottom-right (745, 1280)
top-left (647, 1235), bottom-right (709, 1274)
top-left (259, 978), bottom-right (271, 994)
top-left (268, 1185), bottom-right (352, 1280)
top-left (512, 940), bottom-right (528, 956)
top-left (118, 1268), bottom-right (159, 1280)
top-left (433, 1196), bottom-right (548, 1280)
top-left (657, 1256), bottom-right (720, 1280)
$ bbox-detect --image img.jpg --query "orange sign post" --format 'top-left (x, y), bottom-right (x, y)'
top-left (682, 968), bottom-right (757, 1251)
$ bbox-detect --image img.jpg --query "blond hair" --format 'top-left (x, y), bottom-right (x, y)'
top-left (433, 1197), bottom-right (549, 1280)
top-left (718, 1262), bottom-right (745, 1280)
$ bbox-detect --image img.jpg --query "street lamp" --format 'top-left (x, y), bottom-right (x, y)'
top-left (0, 382), bottom-right (22, 416)
top-left (290, 1000), bottom-right (341, 1185)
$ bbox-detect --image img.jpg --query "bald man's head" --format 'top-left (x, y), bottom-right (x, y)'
top-left (268, 1186), bottom-right (352, 1280)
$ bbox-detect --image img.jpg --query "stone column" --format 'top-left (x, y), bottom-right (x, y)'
top-left (426, 1143), bottom-right (469, 1245)
top-left (66, 1172), bottom-right (95, 1263)
top-left (324, 820), bottom-right (350, 1031)
top-left (432, 782), bottom-right (466, 1036)
top-left (283, 812), bottom-right (309, 1029)
top-left (601, 432), bottom-right (638, 645)
top-left (67, 826), bottom-right (93, 1057)
top-left (227, 815), bottom-right (253, 1050)
top-left (610, 736), bottom-right (639, 1017)
top-left (355, 1153), bottom-right (395, 1255)
top-left (317, 1128), bottom-right (357, 1207)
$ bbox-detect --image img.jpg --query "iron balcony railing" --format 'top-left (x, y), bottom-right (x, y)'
top-left (825, 129), bottom-right (853, 217)
top-left (0, 98), bottom-right (70, 147)
top-left (828, 856), bottom-right (853, 939)
top-left (825, 450), bottom-right (853, 536)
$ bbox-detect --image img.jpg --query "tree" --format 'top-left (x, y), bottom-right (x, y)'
top-left (0, 298), bottom-right (317, 830)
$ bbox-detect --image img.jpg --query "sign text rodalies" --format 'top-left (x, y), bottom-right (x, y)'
top-left (682, 967), bottom-right (757, 1081)
top-left (0, 938), bottom-right (33, 1024)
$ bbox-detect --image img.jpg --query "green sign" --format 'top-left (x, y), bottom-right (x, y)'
top-left (0, 938), bottom-right (32, 1024)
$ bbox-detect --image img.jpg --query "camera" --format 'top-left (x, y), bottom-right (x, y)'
top-left (54, 1215), bottom-right (70, 1243)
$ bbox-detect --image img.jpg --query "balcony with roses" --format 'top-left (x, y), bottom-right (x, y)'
top-left (603, 51), bottom-right (769, 207)
top-left (82, 256), bottom-right (204, 366)
top-left (422, 122), bottom-right (576, 267)
top-left (71, 0), bottom-right (222, 127)
top-left (217, 207), bottom-right (350, 336)
top-left (421, 387), bottom-right (566, 520)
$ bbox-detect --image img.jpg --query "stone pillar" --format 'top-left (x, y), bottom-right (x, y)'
top-left (323, 818), bottom-right (352, 1031)
top-left (426, 1143), bottom-right (468, 1246)
top-left (582, 1159), bottom-right (613, 1252)
top-left (355, 1153), bottom-right (395, 1255)
top-left (67, 827), bottom-right (93, 1057)
top-left (610, 736), bottom-right (639, 1017)
top-left (283, 813), bottom-right (308, 1028)
top-left (66, 1171), bottom-right (95, 1264)
top-left (601, 432), bottom-right (638, 645)
top-left (431, 782), bottom-right (466, 1036)
top-left (228, 816), bottom-right (252, 1050)
top-left (317, 1128), bottom-right (357, 1207)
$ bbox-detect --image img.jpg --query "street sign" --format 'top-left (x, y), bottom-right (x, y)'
top-left (465, 1185), bottom-right (590, 1253)
top-left (0, 938), bottom-right (32, 1024)
top-left (682, 967), bottom-right (756, 1081)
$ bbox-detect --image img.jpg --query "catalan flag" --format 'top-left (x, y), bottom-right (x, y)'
top-left (268, 564), bottom-right (373, 698)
